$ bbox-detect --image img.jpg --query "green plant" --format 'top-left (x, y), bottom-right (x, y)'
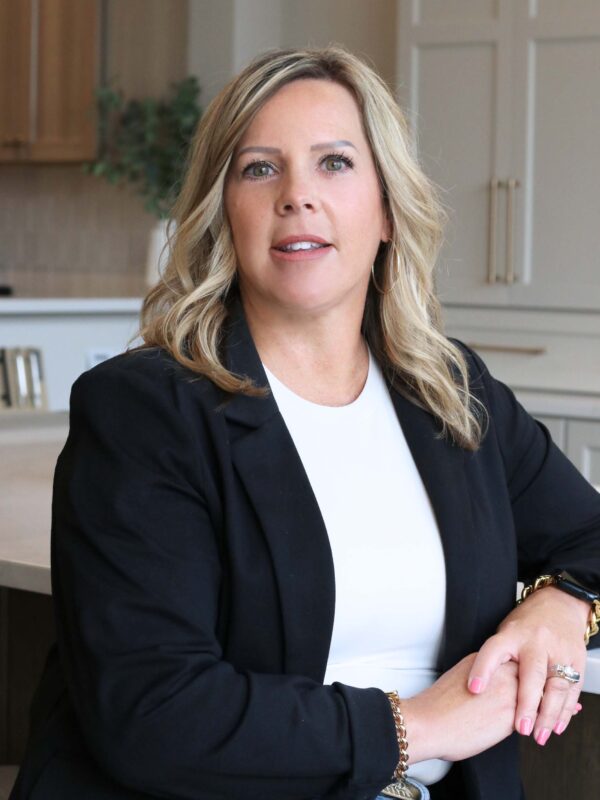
top-left (85, 76), bottom-right (202, 219)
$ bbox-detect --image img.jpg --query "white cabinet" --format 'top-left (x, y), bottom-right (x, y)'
top-left (537, 414), bottom-right (600, 489)
top-left (396, 0), bottom-right (600, 311)
top-left (566, 419), bottom-right (600, 488)
top-left (536, 414), bottom-right (567, 452)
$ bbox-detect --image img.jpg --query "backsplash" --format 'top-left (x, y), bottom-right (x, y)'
top-left (0, 164), bottom-right (154, 298)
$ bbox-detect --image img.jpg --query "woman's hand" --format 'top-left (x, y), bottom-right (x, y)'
top-left (401, 652), bottom-right (519, 764)
top-left (467, 586), bottom-right (589, 746)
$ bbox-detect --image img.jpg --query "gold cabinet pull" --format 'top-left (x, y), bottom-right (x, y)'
top-left (487, 177), bottom-right (500, 284)
top-left (505, 177), bottom-right (521, 284)
top-left (466, 342), bottom-right (546, 356)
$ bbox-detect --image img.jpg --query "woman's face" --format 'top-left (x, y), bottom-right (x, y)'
top-left (224, 78), bottom-right (390, 318)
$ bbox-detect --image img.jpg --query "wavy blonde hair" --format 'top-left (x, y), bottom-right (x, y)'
top-left (135, 44), bottom-right (487, 450)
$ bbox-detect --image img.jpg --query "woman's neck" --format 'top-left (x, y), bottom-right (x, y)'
top-left (241, 295), bottom-right (370, 407)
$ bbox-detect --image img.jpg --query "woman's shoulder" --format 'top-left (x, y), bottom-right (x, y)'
top-left (70, 345), bottom-right (222, 423)
top-left (82, 345), bottom-right (191, 380)
top-left (77, 345), bottom-right (213, 392)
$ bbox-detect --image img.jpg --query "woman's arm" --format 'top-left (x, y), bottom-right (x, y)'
top-left (52, 359), bottom-right (398, 800)
top-left (458, 343), bottom-right (600, 744)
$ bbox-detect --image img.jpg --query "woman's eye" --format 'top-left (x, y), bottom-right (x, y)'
top-left (323, 155), bottom-right (349, 172)
top-left (241, 153), bottom-right (354, 180)
top-left (322, 153), bottom-right (354, 172)
top-left (243, 161), bottom-right (274, 180)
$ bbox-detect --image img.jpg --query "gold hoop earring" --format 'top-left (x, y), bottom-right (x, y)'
top-left (371, 257), bottom-right (400, 295)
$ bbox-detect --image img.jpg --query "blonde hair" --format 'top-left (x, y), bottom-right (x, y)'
top-left (135, 44), bottom-right (487, 450)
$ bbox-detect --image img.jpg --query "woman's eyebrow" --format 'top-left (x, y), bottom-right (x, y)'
top-left (236, 140), bottom-right (357, 157)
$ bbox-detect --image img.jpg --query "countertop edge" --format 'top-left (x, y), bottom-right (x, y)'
top-left (0, 298), bottom-right (143, 315)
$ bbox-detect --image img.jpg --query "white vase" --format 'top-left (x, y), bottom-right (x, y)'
top-left (145, 218), bottom-right (172, 287)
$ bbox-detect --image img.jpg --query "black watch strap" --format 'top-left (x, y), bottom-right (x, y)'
top-left (553, 570), bottom-right (600, 605)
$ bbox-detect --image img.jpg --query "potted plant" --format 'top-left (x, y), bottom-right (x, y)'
top-left (85, 76), bottom-right (202, 285)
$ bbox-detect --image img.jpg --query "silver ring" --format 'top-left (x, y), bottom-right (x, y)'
top-left (547, 663), bottom-right (581, 684)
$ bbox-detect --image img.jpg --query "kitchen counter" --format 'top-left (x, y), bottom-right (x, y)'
top-left (0, 412), bottom-right (67, 595)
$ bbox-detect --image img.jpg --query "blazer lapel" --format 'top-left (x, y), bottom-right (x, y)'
top-left (387, 384), bottom-right (481, 671)
top-left (221, 294), bottom-right (336, 681)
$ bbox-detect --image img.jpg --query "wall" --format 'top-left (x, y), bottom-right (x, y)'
top-left (188, 0), bottom-right (397, 105)
top-left (280, 0), bottom-right (397, 88)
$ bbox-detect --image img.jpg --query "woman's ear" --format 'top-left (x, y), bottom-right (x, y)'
top-left (381, 214), bottom-right (392, 243)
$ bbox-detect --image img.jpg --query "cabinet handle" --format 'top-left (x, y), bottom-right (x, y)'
top-left (30, 0), bottom-right (40, 144)
top-left (505, 177), bottom-right (521, 284)
top-left (466, 342), bottom-right (546, 356)
top-left (2, 138), bottom-right (28, 147)
top-left (487, 177), bottom-right (500, 284)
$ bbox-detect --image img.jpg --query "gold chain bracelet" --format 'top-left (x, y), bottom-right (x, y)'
top-left (385, 690), bottom-right (409, 781)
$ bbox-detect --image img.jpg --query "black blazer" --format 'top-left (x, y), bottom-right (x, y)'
top-left (11, 293), bottom-right (600, 800)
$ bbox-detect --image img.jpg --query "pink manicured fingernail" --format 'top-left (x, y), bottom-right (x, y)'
top-left (469, 677), bottom-right (484, 694)
top-left (536, 728), bottom-right (551, 746)
top-left (575, 703), bottom-right (583, 712)
top-left (519, 718), bottom-right (533, 736)
top-left (554, 721), bottom-right (567, 735)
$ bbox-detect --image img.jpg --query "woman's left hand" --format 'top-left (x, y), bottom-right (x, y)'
top-left (466, 586), bottom-right (590, 745)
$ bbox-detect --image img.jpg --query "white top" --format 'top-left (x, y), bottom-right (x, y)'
top-left (262, 348), bottom-right (451, 785)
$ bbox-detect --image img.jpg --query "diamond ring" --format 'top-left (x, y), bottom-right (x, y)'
top-left (547, 663), bottom-right (581, 684)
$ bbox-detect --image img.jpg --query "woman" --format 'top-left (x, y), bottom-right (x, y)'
top-left (11, 45), bottom-right (600, 800)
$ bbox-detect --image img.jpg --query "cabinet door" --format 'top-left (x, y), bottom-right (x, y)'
top-left (534, 414), bottom-right (566, 453)
top-left (509, 1), bottom-right (600, 311)
top-left (397, 0), bottom-right (600, 312)
top-left (0, 0), bottom-right (98, 163)
top-left (28, 0), bottom-right (98, 162)
top-left (566, 419), bottom-right (600, 490)
top-left (0, 0), bottom-right (32, 162)
top-left (396, 0), bottom-right (515, 307)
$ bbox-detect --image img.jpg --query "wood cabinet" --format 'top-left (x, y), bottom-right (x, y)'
top-left (396, 0), bottom-right (600, 312)
top-left (0, 0), bottom-right (98, 163)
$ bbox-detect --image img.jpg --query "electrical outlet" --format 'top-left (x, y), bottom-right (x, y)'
top-left (86, 349), bottom-right (119, 369)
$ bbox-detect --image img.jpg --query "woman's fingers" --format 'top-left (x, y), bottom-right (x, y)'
top-left (530, 676), bottom-right (575, 744)
top-left (532, 668), bottom-right (584, 743)
top-left (513, 650), bottom-right (547, 736)
top-left (514, 651), bottom-right (584, 743)
top-left (467, 635), bottom-right (514, 694)
top-left (469, 631), bottom-right (585, 745)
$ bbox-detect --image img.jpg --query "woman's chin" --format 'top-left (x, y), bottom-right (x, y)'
top-left (266, 286), bottom-right (352, 316)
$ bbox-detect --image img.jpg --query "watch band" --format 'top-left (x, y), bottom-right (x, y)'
top-left (553, 570), bottom-right (600, 605)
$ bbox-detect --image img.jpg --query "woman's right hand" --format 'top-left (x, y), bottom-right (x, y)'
top-left (401, 653), bottom-right (519, 764)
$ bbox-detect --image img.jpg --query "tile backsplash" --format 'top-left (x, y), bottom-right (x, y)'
top-left (0, 164), bottom-right (154, 297)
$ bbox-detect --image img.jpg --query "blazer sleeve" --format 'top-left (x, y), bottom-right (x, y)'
top-left (51, 359), bottom-right (398, 800)
top-left (458, 341), bottom-right (600, 594)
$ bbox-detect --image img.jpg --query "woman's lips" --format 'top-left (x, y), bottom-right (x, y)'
top-left (270, 244), bottom-right (333, 262)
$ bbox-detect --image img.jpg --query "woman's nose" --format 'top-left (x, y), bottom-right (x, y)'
top-left (275, 170), bottom-right (321, 214)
